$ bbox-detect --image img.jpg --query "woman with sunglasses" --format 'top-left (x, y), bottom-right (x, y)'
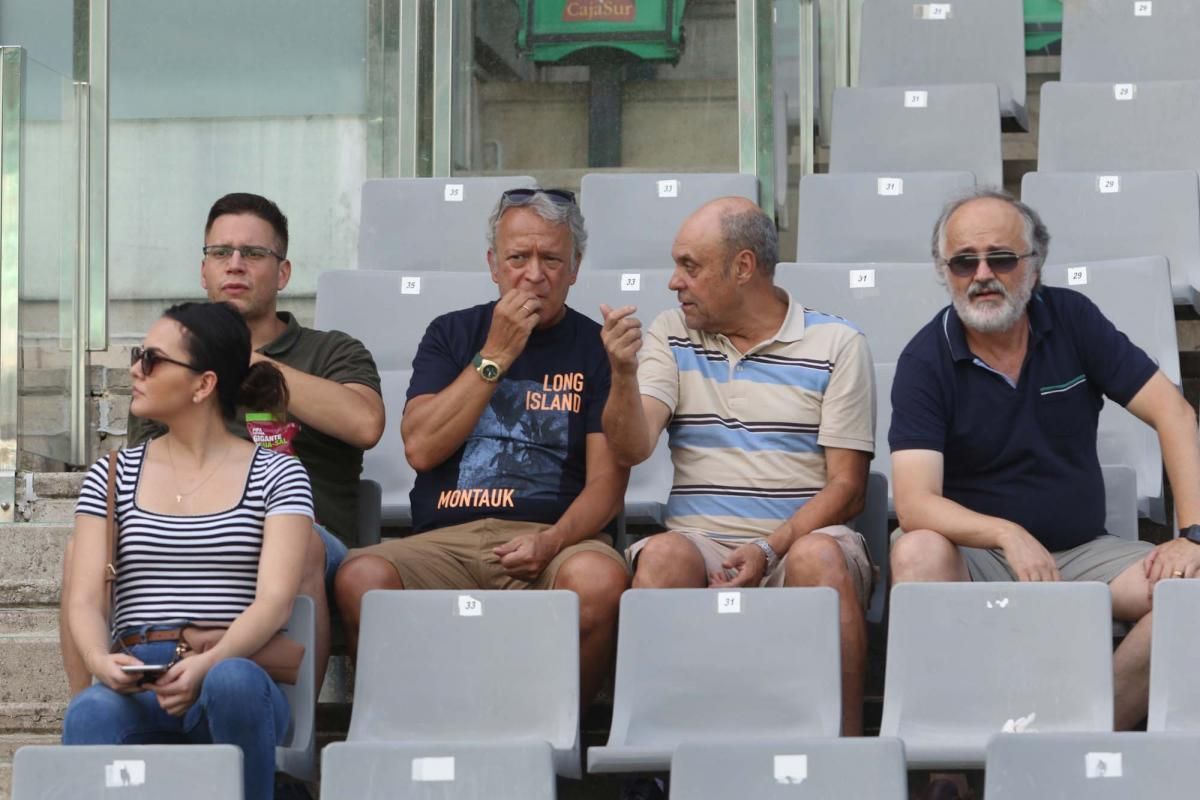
top-left (61, 301), bottom-right (313, 800)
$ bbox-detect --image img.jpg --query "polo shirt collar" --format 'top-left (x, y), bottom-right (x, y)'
top-left (772, 289), bottom-right (806, 343)
top-left (259, 312), bottom-right (301, 357)
top-left (941, 288), bottom-right (1052, 362)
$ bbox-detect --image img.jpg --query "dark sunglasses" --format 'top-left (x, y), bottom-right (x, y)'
top-left (945, 250), bottom-right (1037, 278)
top-left (501, 187), bottom-right (577, 205)
top-left (130, 346), bottom-right (203, 377)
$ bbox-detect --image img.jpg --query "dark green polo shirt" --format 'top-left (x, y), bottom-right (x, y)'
top-left (127, 312), bottom-right (382, 543)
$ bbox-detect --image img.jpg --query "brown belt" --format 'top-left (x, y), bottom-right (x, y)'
top-left (117, 628), bottom-right (185, 649)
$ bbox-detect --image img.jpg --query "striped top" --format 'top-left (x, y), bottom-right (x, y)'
top-left (639, 291), bottom-right (876, 539)
top-left (75, 443), bottom-right (314, 632)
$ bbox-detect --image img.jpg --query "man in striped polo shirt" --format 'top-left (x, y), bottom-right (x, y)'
top-left (601, 196), bottom-right (876, 736)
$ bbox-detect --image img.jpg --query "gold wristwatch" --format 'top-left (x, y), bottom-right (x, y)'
top-left (472, 352), bottom-right (503, 383)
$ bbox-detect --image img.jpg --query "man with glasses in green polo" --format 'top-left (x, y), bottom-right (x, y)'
top-left (334, 188), bottom-right (629, 708)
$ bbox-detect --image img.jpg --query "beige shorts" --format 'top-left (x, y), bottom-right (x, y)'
top-left (345, 518), bottom-right (627, 591)
top-left (626, 525), bottom-right (874, 609)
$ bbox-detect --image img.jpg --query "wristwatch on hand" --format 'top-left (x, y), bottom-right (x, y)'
top-left (472, 352), bottom-right (503, 383)
top-left (754, 538), bottom-right (781, 573)
top-left (1181, 524), bottom-right (1200, 547)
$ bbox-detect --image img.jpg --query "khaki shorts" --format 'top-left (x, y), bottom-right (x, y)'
top-left (626, 525), bottom-right (874, 610)
top-left (891, 529), bottom-right (1153, 584)
top-left (345, 518), bottom-right (627, 591)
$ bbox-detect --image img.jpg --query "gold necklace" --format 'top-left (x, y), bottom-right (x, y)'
top-left (165, 437), bottom-right (232, 504)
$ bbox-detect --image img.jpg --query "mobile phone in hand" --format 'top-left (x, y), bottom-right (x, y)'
top-left (120, 664), bottom-right (168, 678)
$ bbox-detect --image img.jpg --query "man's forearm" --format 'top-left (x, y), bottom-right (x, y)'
top-left (602, 372), bottom-right (653, 467)
top-left (544, 468), bottom-right (628, 549)
top-left (767, 477), bottom-right (865, 553)
top-left (1158, 398), bottom-right (1200, 526)
top-left (269, 360), bottom-right (383, 449)
top-left (895, 491), bottom-right (1020, 550)
top-left (401, 367), bottom-right (499, 472)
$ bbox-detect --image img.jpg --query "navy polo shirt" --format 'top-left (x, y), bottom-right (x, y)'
top-left (889, 287), bottom-right (1157, 552)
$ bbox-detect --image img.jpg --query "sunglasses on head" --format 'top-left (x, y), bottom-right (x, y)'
top-left (130, 346), bottom-right (203, 377)
top-left (501, 187), bottom-right (577, 206)
top-left (945, 250), bottom-right (1037, 278)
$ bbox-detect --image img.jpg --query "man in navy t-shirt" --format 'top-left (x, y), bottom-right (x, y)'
top-left (889, 190), bottom-right (1200, 731)
top-left (334, 188), bottom-right (629, 705)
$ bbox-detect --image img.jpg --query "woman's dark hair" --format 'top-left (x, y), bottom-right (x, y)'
top-left (161, 302), bottom-right (288, 419)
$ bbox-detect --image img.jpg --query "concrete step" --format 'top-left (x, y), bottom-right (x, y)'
top-left (0, 733), bottom-right (59, 761)
top-left (0, 525), bottom-right (70, 606)
top-left (0, 632), bottom-right (70, 720)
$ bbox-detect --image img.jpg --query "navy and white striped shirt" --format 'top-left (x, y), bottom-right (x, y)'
top-left (75, 443), bottom-right (314, 631)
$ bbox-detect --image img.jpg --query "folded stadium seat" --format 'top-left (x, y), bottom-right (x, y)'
top-left (364, 369), bottom-right (416, 527)
top-left (1148, 579), bottom-right (1200, 732)
top-left (579, 173), bottom-right (759, 272)
top-left (349, 590), bottom-right (582, 778)
top-left (669, 737), bottom-right (907, 800)
top-left (874, 362), bottom-right (897, 512)
top-left (1022, 170), bottom-right (1200, 309)
top-left (316, 269), bottom-right (500, 373)
top-left (856, 472), bottom-right (890, 625)
top-left (773, 262), bottom-right (948, 364)
top-left (828, 84), bottom-right (1004, 188)
top-left (588, 587), bottom-right (840, 774)
top-left (1038, 81), bottom-right (1200, 174)
top-left (12, 745), bottom-right (244, 799)
top-left (1062, 0), bottom-right (1200, 83)
top-left (880, 582), bottom-right (1113, 769)
top-left (358, 177), bottom-right (537, 271)
top-left (858, 0), bottom-right (1029, 129)
top-left (276, 595), bottom-right (318, 782)
top-left (796, 172), bottom-right (975, 264)
top-left (320, 740), bottom-right (556, 800)
top-left (984, 732), bottom-right (1200, 799)
top-left (1041, 256), bottom-right (1180, 523)
top-left (1101, 465), bottom-right (1139, 542)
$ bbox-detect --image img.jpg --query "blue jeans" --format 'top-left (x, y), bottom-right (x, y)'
top-left (315, 522), bottom-right (348, 599)
top-left (62, 640), bottom-right (290, 800)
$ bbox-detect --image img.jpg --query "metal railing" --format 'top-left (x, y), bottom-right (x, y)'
top-left (0, 47), bottom-right (25, 520)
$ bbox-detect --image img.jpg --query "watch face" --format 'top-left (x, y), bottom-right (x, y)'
top-left (481, 364), bottom-right (500, 381)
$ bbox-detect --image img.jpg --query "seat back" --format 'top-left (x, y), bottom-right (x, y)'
top-left (797, 172), bottom-right (975, 265)
top-left (358, 177), bottom-right (537, 270)
top-left (12, 745), bottom-right (243, 799)
top-left (1062, 0), bottom-right (1200, 83)
top-left (363, 369), bottom-right (416, 526)
top-left (320, 740), bottom-right (556, 800)
top-left (1038, 81), bottom-right (1200, 173)
top-left (859, 0), bottom-right (1027, 126)
top-left (580, 173), bottom-right (759, 272)
top-left (276, 594), bottom-right (317, 781)
top-left (985, 732), bottom-right (1200, 799)
top-left (349, 590), bottom-right (580, 777)
top-left (880, 582), bottom-right (1114, 768)
top-left (829, 84), bottom-right (1003, 187)
top-left (1023, 171), bottom-right (1200, 308)
top-left (670, 737), bottom-right (907, 800)
top-left (1148, 580), bottom-right (1200, 731)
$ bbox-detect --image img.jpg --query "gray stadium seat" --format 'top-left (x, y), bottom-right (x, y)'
top-left (580, 173), bottom-right (759, 272)
top-left (984, 732), bottom-right (1200, 799)
top-left (876, 362), bottom-right (897, 510)
top-left (1042, 256), bottom-right (1180, 522)
top-left (13, 744), bottom-right (243, 799)
top-left (276, 594), bottom-right (318, 781)
top-left (349, 590), bottom-right (582, 778)
top-left (670, 737), bottom-right (906, 800)
top-left (829, 84), bottom-right (1003, 187)
top-left (320, 740), bottom-right (556, 800)
top-left (358, 177), bottom-right (537, 270)
top-left (1101, 465), bottom-right (1138, 542)
top-left (859, 0), bottom-right (1028, 129)
top-left (315, 269), bottom-right (499, 373)
top-left (365, 369), bottom-right (415, 527)
top-left (880, 582), bottom-right (1114, 769)
top-left (1148, 579), bottom-right (1200, 732)
top-left (797, 172), bottom-right (975, 264)
top-left (774, 262), bottom-right (947, 364)
top-left (857, 471), bottom-right (890, 625)
top-left (1038, 81), bottom-right (1200, 174)
top-left (1022, 170), bottom-right (1200, 309)
top-left (588, 587), bottom-right (840, 774)
top-left (1062, 0), bottom-right (1200, 83)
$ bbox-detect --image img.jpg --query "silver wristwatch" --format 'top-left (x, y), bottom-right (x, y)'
top-left (754, 538), bottom-right (781, 573)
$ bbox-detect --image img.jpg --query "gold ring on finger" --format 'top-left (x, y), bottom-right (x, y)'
top-left (1174, 570), bottom-right (1185, 578)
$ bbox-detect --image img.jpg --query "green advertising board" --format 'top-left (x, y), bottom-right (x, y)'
top-left (516, 0), bottom-right (687, 64)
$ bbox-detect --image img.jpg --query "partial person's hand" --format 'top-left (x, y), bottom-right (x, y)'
top-left (92, 652), bottom-right (145, 694)
top-left (493, 531), bottom-right (562, 582)
top-left (998, 527), bottom-right (1060, 582)
top-left (600, 304), bottom-right (643, 376)
top-left (481, 289), bottom-right (542, 371)
top-left (151, 653), bottom-right (213, 716)
top-left (709, 543), bottom-right (767, 588)
top-left (1143, 538), bottom-right (1200, 590)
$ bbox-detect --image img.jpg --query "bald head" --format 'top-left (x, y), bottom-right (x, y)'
top-left (678, 196), bottom-right (778, 280)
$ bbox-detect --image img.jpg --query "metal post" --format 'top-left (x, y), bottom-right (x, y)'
top-left (0, 47), bottom-right (25, 520)
top-left (736, 0), bottom-right (776, 221)
top-left (430, 0), bottom-right (454, 177)
top-left (87, 0), bottom-right (108, 351)
top-left (72, 81), bottom-right (90, 465)
top-left (835, 0), bottom-right (850, 89)
top-left (397, 0), bottom-right (422, 176)
top-left (797, 0), bottom-right (816, 178)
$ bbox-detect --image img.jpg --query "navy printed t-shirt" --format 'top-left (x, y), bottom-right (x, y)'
top-left (407, 302), bottom-right (611, 533)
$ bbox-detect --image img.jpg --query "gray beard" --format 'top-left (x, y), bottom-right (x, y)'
top-left (952, 273), bottom-right (1036, 334)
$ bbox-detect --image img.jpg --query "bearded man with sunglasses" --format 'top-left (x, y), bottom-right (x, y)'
top-left (334, 188), bottom-right (629, 707)
top-left (890, 189), bottom-right (1200, 731)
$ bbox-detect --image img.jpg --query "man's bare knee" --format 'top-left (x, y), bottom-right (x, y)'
top-left (334, 554), bottom-right (404, 608)
top-left (784, 533), bottom-right (851, 588)
top-left (631, 533), bottom-right (706, 588)
top-left (555, 553), bottom-right (627, 631)
top-left (891, 529), bottom-right (964, 582)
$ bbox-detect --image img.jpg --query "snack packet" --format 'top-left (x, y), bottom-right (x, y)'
top-left (245, 412), bottom-right (300, 456)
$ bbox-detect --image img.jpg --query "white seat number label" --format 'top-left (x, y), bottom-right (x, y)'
top-left (401, 276), bottom-right (421, 295)
top-left (621, 273), bottom-right (641, 291)
top-left (412, 757), bottom-right (456, 782)
top-left (774, 754), bottom-right (808, 784)
top-left (444, 183), bottom-right (464, 202)
top-left (877, 177), bottom-right (904, 195)
top-left (105, 760), bottom-right (147, 788)
top-left (657, 179), bottom-right (679, 198)
top-left (1134, 2), bottom-right (1152, 16)
top-left (457, 595), bottom-right (482, 617)
top-left (1114, 83), bottom-right (1136, 101)
top-left (1097, 176), bottom-right (1120, 193)
top-left (905, 90), bottom-right (928, 108)
top-left (917, 3), bottom-right (952, 20)
top-left (1085, 752), bottom-right (1123, 778)
top-left (849, 269), bottom-right (876, 289)
top-left (717, 591), bottom-right (741, 614)
top-left (1068, 266), bottom-right (1089, 286)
